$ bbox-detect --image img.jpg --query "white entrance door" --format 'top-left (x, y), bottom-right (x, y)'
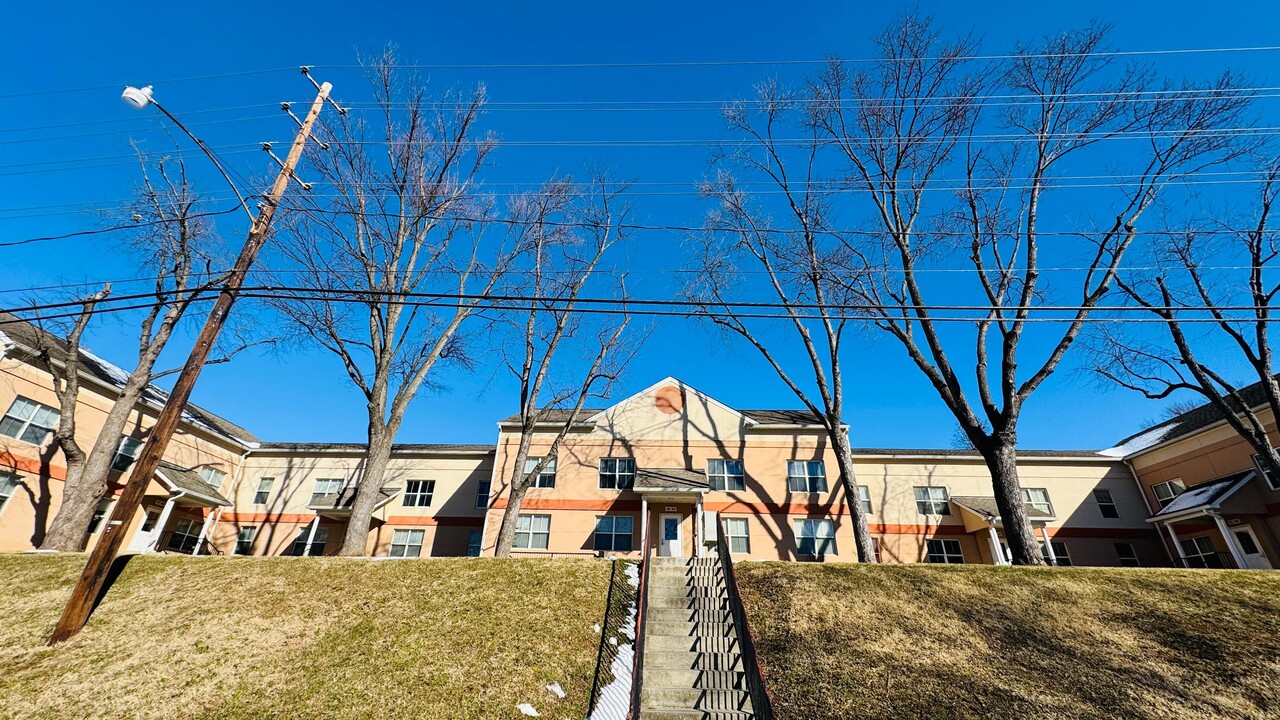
top-left (127, 507), bottom-right (163, 553)
top-left (1232, 526), bottom-right (1272, 569)
top-left (659, 513), bottom-right (683, 557)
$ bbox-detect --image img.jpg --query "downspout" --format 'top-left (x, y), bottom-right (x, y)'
top-left (1123, 458), bottom-right (1175, 566)
top-left (200, 446), bottom-right (253, 554)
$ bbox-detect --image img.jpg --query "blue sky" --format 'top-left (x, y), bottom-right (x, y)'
top-left (1, 0), bottom-right (1277, 449)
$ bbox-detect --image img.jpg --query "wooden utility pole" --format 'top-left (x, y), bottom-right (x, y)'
top-left (48, 81), bottom-right (333, 645)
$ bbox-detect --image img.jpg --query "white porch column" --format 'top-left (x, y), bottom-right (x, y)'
top-left (1210, 513), bottom-right (1248, 569)
top-left (192, 510), bottom-right (216, 555)
top-left (149, 496), bottom-right (178, 553)
top-left (986, 525), bottom-right (1007, 566)
top-left (639, 497), bottom-right (649, 556)
top-left (1040, 525), bottom-right (1057, 566)
top-left (301, 516), bottom-right (321, 556)
top-left (694, 497), bottom-right (704, 558)
top-left (1166, 523), bottom-right (1188, 566)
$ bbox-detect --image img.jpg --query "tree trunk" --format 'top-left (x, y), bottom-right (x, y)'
top-left (493, 430), bottom-right (536, 558)
top-left (830, 427), bottom-right (876, 563)
top-left (980, 437), bottom-right (1045, 566)
top-left (339, 423), bottom-right (396, 556)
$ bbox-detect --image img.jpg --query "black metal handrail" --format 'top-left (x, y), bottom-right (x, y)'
top-left (627, 536), bottom-right (654, 718)
top-left (1181, 551), bottom-right (1236, 569)
top-left (716, 517), bottom-right (775, 720)
top-left (158, 530), bottom-right (221, 555)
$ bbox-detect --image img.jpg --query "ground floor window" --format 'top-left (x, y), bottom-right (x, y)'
top-left (390, 528), bottom-right (426, 558)
top-left (0, 474), bottom-right (17, 515)
top-left (926, 538), bottom-right (964, 564)
top-left (515, 514), bottom-right (551, 550)
top-left (289, 526), bottom-right (330, 556)
top-left (1041, 540), bottom-right (1071, 566)
top-left (723, 517), bottom-right (750, 554)
top-left (467, 529), bottom-right (482, 557)
top-left (86, 498), bottom-right (114, 534)
top-left (1114, 542), bottom-right (1140, 567)
top-left (795, 518), bottom-right (836, 556)
top-left (593, 516), bottom-right (634, 552)
top-left (235, 526), bottom-right (257, 556)
top-left (167, 517), bottom-right (203, 553)
top-left (1179, 535), bottom-right (1223, 568)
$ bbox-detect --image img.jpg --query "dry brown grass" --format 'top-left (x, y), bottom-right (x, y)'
top-left (0, 554), bottom-right (611, 719)
top-left (736, 563), bottom-right (1280, 720)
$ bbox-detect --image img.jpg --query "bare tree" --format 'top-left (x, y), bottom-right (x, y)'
top-left (37, 157), bottom-right (226, 551)
top-left (704, 14), bottom-right (1255, 564)
top-left (491, 175), bottom-right (640, 556)
top-left (271, 52), bottom-right (518, 556)
top-left (1096, 159), bottom-right (1280, 481)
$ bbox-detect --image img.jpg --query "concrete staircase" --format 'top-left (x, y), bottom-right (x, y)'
top-left (639, 557), bottom-right (755, 720)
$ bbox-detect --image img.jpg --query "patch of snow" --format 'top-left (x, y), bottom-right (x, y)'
top-left (79, 347), bottom-right (133, 387)
top-left (1154, 474), bottom-right (1246, 517)
top-left (592, 623), bottom-right (601, 634)
top-left (517, 703), bottom-right (540, 717)
top-left (587, 561), bottom-right (640, 720)
top-left (1099, 422), bottom-right (1178, 458)
top-left (545, 682), bottom-right (565, 699)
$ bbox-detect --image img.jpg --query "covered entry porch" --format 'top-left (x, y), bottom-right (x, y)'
top-left (1150, 469), bottom-right (1277, 570)
top-left (128, 461), bottom-right (233, 555)
top-left (634, 468), bottom-right (711, 558)
top-left (950, 495), bottom-right (1064, 565)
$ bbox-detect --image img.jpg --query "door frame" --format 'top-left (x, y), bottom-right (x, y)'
top-left (128, 506), bottom-right (163, 553)
top-left (658, 512), bottom-right (683, 558)
top-left (1231, 524), bottom-right (1272, 569)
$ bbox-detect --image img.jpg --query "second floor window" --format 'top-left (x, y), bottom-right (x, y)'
top-left (1152, 479), bottom-right (1185, 508)
top-left (111, 437), bottom-right (143, 472)
top-left (0, 396), bottom-right (59, 445)
top-left (1022, 488), bottom-right (1053, 515)
top-left (524, 457), bottom-right (557, 488)
top-left (253, 478), bottom-right (274, 505)
top-left (198, 466), bottom-right (227, 488)
top-left (475, 480), bottom-right (491, 509)
top-left (914, 486), bottom-right (951, 515)
top-left (403, 480), bottom-right (436, 507)
top-left (1093, 488), bottom-right (1119, 518)
top-left (599, 458), bottom-right (636, 490)
top-left (707, 459), bottom-right (745, 491)
top-left (787, 461), bottom-right (827, 493)
top-left (1253, 453), bottom-right (1280, 491)
top-left (311, 478), bottom-right (344, 505)
top-left (857, 485), bottom-right (872, 514)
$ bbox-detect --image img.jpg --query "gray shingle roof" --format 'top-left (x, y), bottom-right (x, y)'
top-left (853, 448), bottom-right (1105, 458)
top-left (1151, 469), bottom-right (1255, 519)
top-left (634, 467), bottom-right (709, 492)
top-left (156, 461), bottom-right (232, 507)
top-left (499, 407), bottom-right (826, 426)
top-left (1104, 377), bottom-right (1280, 458)
top-left (950, 495), bottom-right (1055, 521)
top-left (256, 442), bottom-right (493, 454)
top-left (307, 485), bottom-right (400, 512)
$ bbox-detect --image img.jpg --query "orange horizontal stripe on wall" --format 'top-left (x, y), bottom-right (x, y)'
top-left (489, 498), bottom-right (643, 511)
top-left (382, 516), bottom-right (484, 527)
top-left (706, 501), bottom-right (849, 515)
top-left (0, 450), bottom-right (66, 481)
top-left (220, 512), bottom-right (317, 523)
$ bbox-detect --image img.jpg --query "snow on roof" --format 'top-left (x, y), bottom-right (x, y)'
top-left (1151, 469), bottom-right (1254, 519)
top-left (1098, 423), bottom-right (1181, 458)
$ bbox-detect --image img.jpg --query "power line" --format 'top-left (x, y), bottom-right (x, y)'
top-left (0, 206), bottom-right (243, 248)
top-left (0, 68), bottom-right (298, 101)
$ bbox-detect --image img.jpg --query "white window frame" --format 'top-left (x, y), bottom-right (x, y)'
top-left (723, 517), bottom-right (751, 554)
top-left (111, 436), bottom-right (143, 472)
top-left (1093, 488), bottom-right (1119, 519)
top-left (1041, 540), bottom-right (1071, 566)
top-left (0, 473), bottom-right (19, 516)
top-left (926, 538), bottom-right (964, 564)
top-left (0, 396), bottom-right (59, 445)
top-left (857, 485), bottom-right (872, 515)
top-left (1114, 542), bottom-right (1140, 567)
top-left (524, 457), bottom-right (558, 488)
top-left (311, 478), bottom-right (344, 505)
top-left (290, 526), bottom-right (328, 556)
top-left (914, 486), bottom-right (951, 515)
top-left (253, 478), bottom-right (275, 505)
top-left (1152, 479), bottom-right (1186, 508)
top-left (235, 526), bottom-right (257, 556)
top-left (786, 460), bottom-right (828, 493)
top-left (87, 498), bottom-right (114, 534)
top-left (402, 479), bottom-right (436, 508)
top-left (168, 517), bottom-right (203, 553)
top-left (1022, 488), bottom-right (1054, 515)
top-left (1252, 453), bottom-right (1280, 491)
top-left (514, 513), bottom-right (551, 550)
top-left (1179, 535), bottom-right (1219, 567)
top-left (389, 528), bottom-right (426, 558)
top-left (593, 515), bottom-right (634, 552)
top-left (467, 529), bottom-right (482, 557)
top-left (475, 480), bottom-right (491, 509)
top-left (198, 466), bottom-right (227, 489)
top-left (707, 459), bottom-right (745, 492)
top-left (794, 518), bottom-right (836, 556)
top-left (598, 458), bottom-right (636, 490)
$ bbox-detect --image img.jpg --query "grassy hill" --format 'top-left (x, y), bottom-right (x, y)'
top-left (0, 554), bottom-right (611, 720)
top-left (736, 563), bottom-right (1280, 720)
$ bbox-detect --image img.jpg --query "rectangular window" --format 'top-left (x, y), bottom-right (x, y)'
top-left (402, 480), bottom-right (436, 508)
top-left (0, 473), bottom-right (19, 515)
top-left (926, 538), bottom-right (965, 564)
top-left (872, 537), bottom-right (882, 563)
top-left (914, 486), bottom-right (951, 515)
top-left (87, 498), bottom-right (114, 534)
top-left (198, 466), bottom-right (227, 488)
top-left (1115, 542), bottom-right (1140, 567)
top-left (390, 528), bottom-right (426, 558)
top-left (235, 526), bottom-right (257, 556)
top-left (111, 436), bottom-right (143, 472)
top-left (1179, 535), bottom-right (1222, 568)
top-left (1253, 453), bottom-right (1280, 491)
top-left (253, 478), bottom-right (275, 505)
top-left (857, 485), bottom-right (872, 514)
top-left (0, 396), bottom-right (59, 445)
top-left (523, 457), bottom-right (558, 488)
top-left (290, 526), bottom-right (328, 556)
top-left (310, 478), bottom-right (344, 505)
top-left (593, 516), bottom-right (634, 552)
top-left (786, 461), bottom-right (828, 493)
top-left (475, 481), bottom-right (491, 509)
top-left (1093, 488), bottom-right (1119, 519)
top-left (467, 529), bottom-right (482, 557)
top-left (1022, 488), bottom-right (1054, 515)
top-left (1152, 479), bottom-right (1185, 508)
top-left (723, 517), bottom-right (750, 554)
top-left (514, 514), bottom-right (551, 550)
top-left (1041, 540), bottom-right (1071, 566)
top-left (794, 518), bottom-right (836, 556)
top-left (707, 459), bottom-right (746, 492)
top-left (167, 517), bottom-right (203, 553)
top-left (598, 458), bottom-right (636, 490)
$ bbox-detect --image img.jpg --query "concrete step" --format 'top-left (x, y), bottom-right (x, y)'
top-left (642, 687), bottom-right (751, 712)
top-left (641, 710), bottom-right (753, 720)
top-left (651, 595), bottom-right (731, 610)
top-left (647, 607), bottom-right (734, 625)
top-left (645, 634), bottom-right (742, 654)
top-left (647, 620), bottom-right (738, 639)
top-left (650, 586), bottom-right (730, 601)
top-left (644, 649), bottom-right (744, 672)
top-left (644, 668), bottom-right (747, 690)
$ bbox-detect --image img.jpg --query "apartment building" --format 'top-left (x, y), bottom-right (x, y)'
top-left (0, 311), bottom-right (1276, 569)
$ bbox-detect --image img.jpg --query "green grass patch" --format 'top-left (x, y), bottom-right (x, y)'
top-left (736, 563), bottom-right (1280, 720)
top-left (0, 554), bottom-right (611, 719)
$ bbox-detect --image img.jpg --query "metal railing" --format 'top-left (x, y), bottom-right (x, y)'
top-left (158, 531), bottom-right (222, 556)
top-left (1181, 551), bottom-right (1236, 569)
top-left (587, 559), bottom-right (639, 715)
top-left (715, 518), bottom-right (775, 720)
top-left (627, 535), bottom-right (654, 718)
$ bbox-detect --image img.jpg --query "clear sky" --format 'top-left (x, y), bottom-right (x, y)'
top-left (1, 0), bottom-right (1277, 449)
